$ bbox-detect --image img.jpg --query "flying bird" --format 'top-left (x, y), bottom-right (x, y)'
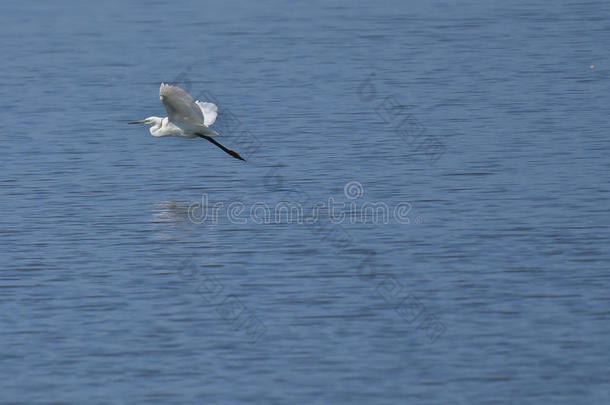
top-left (129, 83), bottom-right (245, 161)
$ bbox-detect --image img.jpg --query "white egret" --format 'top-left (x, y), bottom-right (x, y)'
top-left (129, 83), bottom-right (245, 161)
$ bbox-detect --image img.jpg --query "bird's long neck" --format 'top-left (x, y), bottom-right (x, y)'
top-left (148, 117), bottom-right (165, 137)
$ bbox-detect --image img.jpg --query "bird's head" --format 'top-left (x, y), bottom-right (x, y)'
top-left (128, 117), bottom-right (162, 126)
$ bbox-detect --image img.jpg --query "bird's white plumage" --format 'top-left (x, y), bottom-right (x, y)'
top-left (128, 83), bottom-right (246, 161)
top-left (159, 83), bottom-right (204, 125)
top-left (195, 101), bottom-right (218, 126)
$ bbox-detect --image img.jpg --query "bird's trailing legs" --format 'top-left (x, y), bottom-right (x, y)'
top-left (196, 134), bottom-right (246, 161)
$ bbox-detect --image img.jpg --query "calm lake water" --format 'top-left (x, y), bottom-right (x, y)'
top-left (1, 0), bottom-right (609, 403)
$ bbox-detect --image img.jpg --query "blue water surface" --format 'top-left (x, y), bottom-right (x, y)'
top-left (1, 0), bottom-right (609, 403)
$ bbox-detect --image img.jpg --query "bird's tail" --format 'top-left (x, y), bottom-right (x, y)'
top-left (199, 126), bottom-right (219, 136)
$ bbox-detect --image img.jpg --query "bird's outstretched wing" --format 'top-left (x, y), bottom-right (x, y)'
top-left (159, 83), bottom-right (204, 125)
top-left (195, 101), bottom-right (218, 126)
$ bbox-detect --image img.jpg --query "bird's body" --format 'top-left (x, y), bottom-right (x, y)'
top-left (129, 83), bottom-right (245, 161)
top-left (147, 116), bottom-right (198, 138)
